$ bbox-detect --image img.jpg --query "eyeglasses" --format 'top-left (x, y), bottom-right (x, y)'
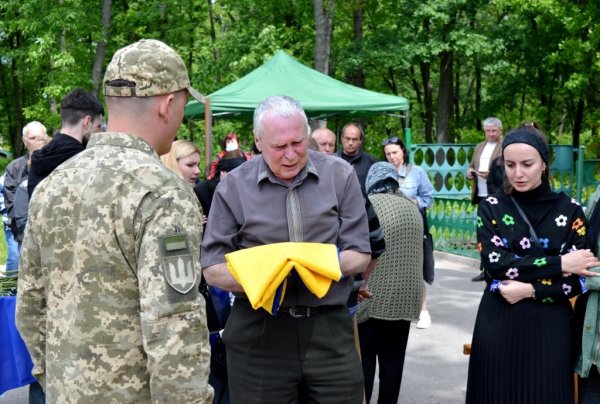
top-left (382, 137), bottom-right (400, 146)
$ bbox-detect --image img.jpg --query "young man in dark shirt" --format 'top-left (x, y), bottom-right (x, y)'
top-left (28, 88), bottom-right (104, 196)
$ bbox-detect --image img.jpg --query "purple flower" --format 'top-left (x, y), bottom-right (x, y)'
top-left (520, 237), bottom-right (531, 249)
top-left (491, 235), bottom-right (504, 247)
top-left (506, 268), bottom-right (519, 279)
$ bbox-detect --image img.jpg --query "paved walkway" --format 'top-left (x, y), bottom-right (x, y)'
top-left (1, 251), bottom-right (484, 404)
top-left (393, 251), bottom-right (482, 404)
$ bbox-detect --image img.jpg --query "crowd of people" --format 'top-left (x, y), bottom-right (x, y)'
top-left (2, 38), bottom-right (600, 404)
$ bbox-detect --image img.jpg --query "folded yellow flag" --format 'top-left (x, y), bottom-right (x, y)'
top-left (225, 242), bottom-right (342, 314)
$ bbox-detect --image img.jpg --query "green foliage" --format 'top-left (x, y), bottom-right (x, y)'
top-left (0, 0), bottom-right (599, 163)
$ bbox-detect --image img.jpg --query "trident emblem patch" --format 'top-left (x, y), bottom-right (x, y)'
top-left (163, 255), bottom-right (196, 294)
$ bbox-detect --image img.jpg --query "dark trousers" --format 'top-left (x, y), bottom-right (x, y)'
top-left (358, 318), bottom-right (411, 404)
top-left (223, 299), bottom-right (364, 404)
top-left (29, 381), bottom-right (45, 404)
top-left (579, 366), bottom-right (600, 404)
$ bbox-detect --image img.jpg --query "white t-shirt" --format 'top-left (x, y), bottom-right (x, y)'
top-left (477, 142), bottom-right (497, 197)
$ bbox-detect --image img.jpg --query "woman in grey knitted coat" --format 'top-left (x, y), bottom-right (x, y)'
top-left (357, 161), bottom-right (424, 404)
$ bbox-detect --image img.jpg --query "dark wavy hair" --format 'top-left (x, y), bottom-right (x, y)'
top-left (382, 136), bottom-right (410, 164)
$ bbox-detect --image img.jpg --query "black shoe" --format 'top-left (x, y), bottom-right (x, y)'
top-left (471, 273), bottom-right (485, 282)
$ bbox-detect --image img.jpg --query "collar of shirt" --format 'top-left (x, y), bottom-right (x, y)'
top-left (338, 149), bottom-right (363, 163)
top-left (87, 132), bottom-right (157, 157)
top-left (256, 154), bottom-right (319, 187)
top-left (398, 164), bottom-right (409, 178)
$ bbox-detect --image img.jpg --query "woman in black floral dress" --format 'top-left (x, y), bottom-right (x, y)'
top-left (466, 126), bottom-right (600, 404)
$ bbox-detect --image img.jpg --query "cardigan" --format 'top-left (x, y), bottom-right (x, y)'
top-left (576, 185), bottom-right (600, 378)
top-left (357, 192), bottom-right (424, 322)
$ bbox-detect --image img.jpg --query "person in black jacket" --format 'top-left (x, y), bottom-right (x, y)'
top-left (194, 150), bottom-right (247, 219)
top-left (4, 121), bottom-right (48, 228)
top-left (28, 88), bottom-right (104, 196)
top-left (337, 122), bottom-right (378, 195)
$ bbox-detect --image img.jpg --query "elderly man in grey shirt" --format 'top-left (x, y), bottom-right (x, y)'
top-left (201, 95), bottom-right (371, 403)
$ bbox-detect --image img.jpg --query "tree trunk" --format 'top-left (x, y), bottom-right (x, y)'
top-left (409, 66), bottom-right (422, 106)
top-left (420, 61), bottom-right (433, 143)
top-left (11, 57), bottom-right (23, 155)
top-left (91, 0), bottom-right (112, 97)
top-left (572, 97), bottom-right (584, 149)
top-left (475, 66), bottom-right (481, 131)
top-left (454, 55), bottom-right (460, 131)
top-left (313, 0), bottom-right (334, 74)
top-left (348, 1), bottom-right (364, 87)
top-left (436, 50), bottom-right (453, 143)
top-left (207, 0), bottom-right (220, 83)
top-left (420, 18), bottom-right (433, 143)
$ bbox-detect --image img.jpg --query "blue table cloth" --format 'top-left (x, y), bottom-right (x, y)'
top-left (0, 296), bottom-right (35, 395)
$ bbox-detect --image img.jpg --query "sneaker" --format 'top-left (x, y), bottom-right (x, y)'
top-left (417, 310), bottom-right (431, 329)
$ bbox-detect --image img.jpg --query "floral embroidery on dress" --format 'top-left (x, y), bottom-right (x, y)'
top-left (477, 216), bottom-right (483, 227)
top-left (577, 226), bottom-right (586, 236)
top-left (541, 278), bottom-right (552, 285)
top-left (571, 198), bottom-right (580, 206)
top-left (489, 251), bottom-right (501, 263)
top-left (572, 218), bottom-right (583, 231)
top-left (563, 284), bottom-right (572, 295)
top-left (520, 237), bottom-right (531, 249)
top-left (542, 297), bottom-right (554, 303)
top-left (555, 215), bottom-right (568, 227)
top-left (486, 196), bottom-right (498, 204)
top-left (491, 235), bottom-right (504, 247)
top-left (539, 238), bottom-right (549, 249)
top-left (477, 242), bottom-right (482, 252)
top-left (506, 268), bottom-right (519, 279)
top-left (492, 219), bottom-right (497, 225)
top-left (533, 258), bottom-right (547, 267)
top-left (502, 214), bottom-right (515, 226)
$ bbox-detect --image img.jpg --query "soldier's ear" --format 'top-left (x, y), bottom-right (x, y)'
top-left (157, 93), bottom-right (176, 122)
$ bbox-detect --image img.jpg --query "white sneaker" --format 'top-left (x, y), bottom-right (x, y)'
top-left (416, 311), bottom-right (431, 329)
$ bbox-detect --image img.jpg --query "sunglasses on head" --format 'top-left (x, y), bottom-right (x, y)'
top-left (383, 137), bottom-right (400, 146)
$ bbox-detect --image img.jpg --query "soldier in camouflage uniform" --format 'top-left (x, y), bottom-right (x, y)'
top-left (16, 39), bottom-right (213, 403)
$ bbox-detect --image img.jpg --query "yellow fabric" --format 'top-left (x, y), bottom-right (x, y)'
top-left (225, 242), bottom-right (342, 314)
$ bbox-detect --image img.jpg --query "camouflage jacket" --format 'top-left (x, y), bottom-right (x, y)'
top-left (16, 132), bottom-right (213, 403)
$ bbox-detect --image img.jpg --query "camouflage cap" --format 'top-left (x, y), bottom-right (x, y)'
top-left (104, 39), bottom-right (204, 102)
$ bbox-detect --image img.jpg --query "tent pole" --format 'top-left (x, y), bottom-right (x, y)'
top-left (404, 110), bottom-right (412, 155)
top-left (334, 118), bottom-right (340, 154)
top-left (204, 98), bottom-right (212, 174)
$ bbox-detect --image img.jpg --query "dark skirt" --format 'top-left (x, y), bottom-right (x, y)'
top-left (466, 289), bottom-right (574, 404)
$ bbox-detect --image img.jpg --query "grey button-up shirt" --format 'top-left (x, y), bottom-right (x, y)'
top-left (201, 150), bottom-right (371, 306)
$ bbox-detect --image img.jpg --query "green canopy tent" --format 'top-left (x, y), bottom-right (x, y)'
top-left (184, 50), bottom-right (410, 164)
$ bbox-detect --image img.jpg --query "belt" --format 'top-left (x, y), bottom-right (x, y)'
top-left (235, 297), bottom-right (341, 318)
top-left (277, 305), bottom-right (339, 318)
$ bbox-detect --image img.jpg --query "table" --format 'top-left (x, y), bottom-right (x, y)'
top-left (0, 296), bottom-right (35, 395)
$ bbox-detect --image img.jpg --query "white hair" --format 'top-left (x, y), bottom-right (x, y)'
top-left (22, 121), bottom-right (47, 138)
top-left (253, 95), bottom-right (310, 140)
top-left (483, 117), bottom-right (502, 130)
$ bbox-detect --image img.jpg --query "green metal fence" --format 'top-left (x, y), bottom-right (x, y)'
top-left (411, 144), bottom-right (600, 258)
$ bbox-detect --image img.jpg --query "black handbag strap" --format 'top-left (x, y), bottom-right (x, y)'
top-left (420, 207), bottom-right (430, 234)
top-left (509, 196), bottom-right (544, 253)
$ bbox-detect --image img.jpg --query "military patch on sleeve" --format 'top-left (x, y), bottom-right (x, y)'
top-left (160, 233), bottom-right (197, 294)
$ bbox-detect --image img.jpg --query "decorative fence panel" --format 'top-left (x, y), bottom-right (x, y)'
top-left (411, 144), bottom-right (600, 259)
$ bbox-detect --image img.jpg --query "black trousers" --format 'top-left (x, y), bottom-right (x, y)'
top-left (579, 366), bottom-right (600, 404)
top-left (358, 318), bottom-right (411, 404)
top-left (29, 381), bottom-right (45, 404)
top-left (223, 299), bottom-right (364, 404)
